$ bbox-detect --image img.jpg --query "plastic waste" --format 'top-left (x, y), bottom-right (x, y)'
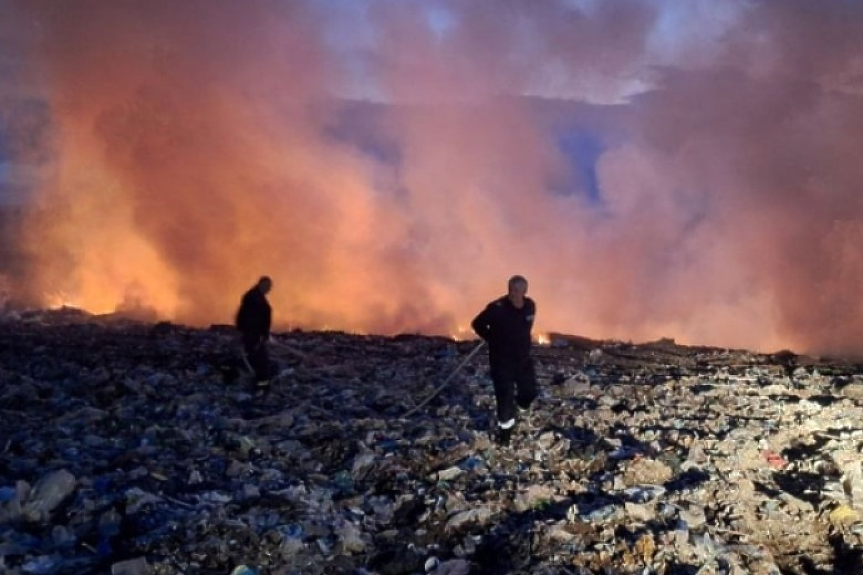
top-left (22, 469), bottom-right (76, 522)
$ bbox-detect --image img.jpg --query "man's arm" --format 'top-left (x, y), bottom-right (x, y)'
top-left (471, 305), bottom-right (494, 340)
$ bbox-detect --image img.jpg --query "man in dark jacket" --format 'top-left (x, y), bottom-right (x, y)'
top-left (236, 276), bottom-right (273, 386)
top-left (471, 275), bottom-right (538, 446)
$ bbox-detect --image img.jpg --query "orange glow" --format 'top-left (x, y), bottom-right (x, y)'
top-left (24, 121), bottom-right (181, 320)
top-left (7, 2), bottom-right (863, 356)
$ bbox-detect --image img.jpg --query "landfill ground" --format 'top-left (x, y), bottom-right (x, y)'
top-left (3, 309), bottom-right (863, 574)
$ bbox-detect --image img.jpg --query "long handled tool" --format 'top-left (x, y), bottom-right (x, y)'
top-left (269, 338), bottom-right (308, 360)
top-left (403, 341), bottom-right (485, 418)
top-left (240, 351), bottom-right (254, 374)
top-left (239, 336), bottom-right (304, 376)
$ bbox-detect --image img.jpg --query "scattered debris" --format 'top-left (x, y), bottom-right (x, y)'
top-left (2, 309), bottom-right (863, 573)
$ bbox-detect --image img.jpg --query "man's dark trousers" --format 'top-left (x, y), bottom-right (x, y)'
top-left (491, 357), bottom-right (537, 424)
top-left (243, 335), bottom-right (270, 383)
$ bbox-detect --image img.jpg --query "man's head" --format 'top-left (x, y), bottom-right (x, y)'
top-left (507, 275), bottom-right (528, 307)
top-left (257, 276), bottom-right (273, 295)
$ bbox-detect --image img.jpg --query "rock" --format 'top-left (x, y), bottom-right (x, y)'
top-left (838, 382), bottom-right (863, 399)
top-left (622, 458), bottom-right (672, 486)
top-left (624, 502), bottom-right (656, 523)
top-left (445, 508), bottom-right (493, 533)
top-left (513, 484), bottom-right (556, 512)
top-left (433, 466), bottom-right (463, 482)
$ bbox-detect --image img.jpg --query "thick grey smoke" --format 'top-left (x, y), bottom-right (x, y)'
top-left (3, 0), bottom-right (863, 354)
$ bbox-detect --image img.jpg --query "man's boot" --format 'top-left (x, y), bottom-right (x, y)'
top-left (496, 419), bottom-right (515, 446)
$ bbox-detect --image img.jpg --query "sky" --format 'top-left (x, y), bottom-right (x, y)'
top-left (2, 0), bottom-right (863, 355)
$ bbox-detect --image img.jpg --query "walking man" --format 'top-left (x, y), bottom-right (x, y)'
top-left (471, 275), bottom-right (538, 446)
top-left (236, 276), bottom-right (273, 387)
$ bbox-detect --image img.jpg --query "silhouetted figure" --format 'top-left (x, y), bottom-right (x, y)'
top-left (471, 275), bottom-right (538, 446)
top-left (235, 276), bottom-right (273, 386)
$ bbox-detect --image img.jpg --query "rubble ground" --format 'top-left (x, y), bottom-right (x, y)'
top-left (3, 309), bottom-right (863, 574)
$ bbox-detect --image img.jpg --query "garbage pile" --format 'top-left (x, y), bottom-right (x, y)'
top-left (2, 309), bottom-right (863, 574)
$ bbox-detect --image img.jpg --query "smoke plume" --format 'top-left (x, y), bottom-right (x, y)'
top-left (3, 0), bottom-right (863, 354)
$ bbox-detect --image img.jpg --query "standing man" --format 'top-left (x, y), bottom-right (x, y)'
top-left (236, 276), bottom-right (273, 387)
top-left (471, 275), bottom-right (538, 446)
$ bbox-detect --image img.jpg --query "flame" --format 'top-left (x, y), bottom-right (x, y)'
top-left (44, 291), bottom-right (77, 310)
top-left (449, 326), bottom-right (474, 341)
top-left (26, 146), bottom-right (180, 320)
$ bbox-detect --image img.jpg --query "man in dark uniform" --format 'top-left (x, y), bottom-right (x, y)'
top-left (471, 275), bottom-right (538, 446)
top-left (235, 276), bottom-right (273, 387)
